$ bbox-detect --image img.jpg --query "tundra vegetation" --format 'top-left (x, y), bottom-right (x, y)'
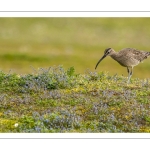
top-left (0, 66), bottom-right (150, 132)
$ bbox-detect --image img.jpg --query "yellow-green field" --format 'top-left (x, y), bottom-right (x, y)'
top-left (1, 18), bottom-right (150, 133)
top-left (0, 18), bottom-right (150, 79)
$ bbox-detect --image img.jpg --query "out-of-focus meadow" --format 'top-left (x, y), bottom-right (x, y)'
top-left (0, 18), bottom-right (150, 78)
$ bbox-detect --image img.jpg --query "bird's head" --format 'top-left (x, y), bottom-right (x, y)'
top-left (95, 48), bottom-right (114, 69)
top-left (104, 48), bottom-right (115, 56)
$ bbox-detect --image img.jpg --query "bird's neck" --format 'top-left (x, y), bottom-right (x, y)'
top-left (110, 52), bottom-right (126, 67)
top-left (110, 51), bottom-right (118, 60)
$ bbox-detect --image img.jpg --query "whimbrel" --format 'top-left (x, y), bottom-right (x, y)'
top-left (95, 48), bottom-right (150, 83)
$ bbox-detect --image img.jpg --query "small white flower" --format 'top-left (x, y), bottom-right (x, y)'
top-left (17, 75), bottom-right (20, 78)
top-left (14, 123), bottom-right (19, 127)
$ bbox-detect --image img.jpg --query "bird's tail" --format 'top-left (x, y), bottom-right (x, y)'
top-left (144, 52), bottom-right (150, 59)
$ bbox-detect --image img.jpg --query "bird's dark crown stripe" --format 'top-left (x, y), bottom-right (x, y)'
top-left (106, 48), bottom-right (111, 51)
top-left (105, 48), bottom-right (111, 54)
top-left (105, 47), bottom-right (111, 51)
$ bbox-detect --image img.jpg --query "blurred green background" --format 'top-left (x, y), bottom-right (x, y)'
top-left (0, 18), bottom-right (150, 78)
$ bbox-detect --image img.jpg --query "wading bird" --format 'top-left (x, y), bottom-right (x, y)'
top-left (95, 48), bottom-right (150, 83)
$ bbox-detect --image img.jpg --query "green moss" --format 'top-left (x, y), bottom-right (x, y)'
top-left (0, 66), bottom-right (150, 133)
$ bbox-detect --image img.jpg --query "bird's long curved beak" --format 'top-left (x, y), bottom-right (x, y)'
top-left (95, 54), bottom-right (107, 69)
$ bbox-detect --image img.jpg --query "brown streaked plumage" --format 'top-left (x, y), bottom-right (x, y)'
top-left (95, 48), bottom-right (150, 83)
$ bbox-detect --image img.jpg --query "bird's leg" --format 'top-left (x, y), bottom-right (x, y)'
top-left (127, 67), bottom-right (133, 84)
top-left (127, 67), bottom-right (131, 84)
